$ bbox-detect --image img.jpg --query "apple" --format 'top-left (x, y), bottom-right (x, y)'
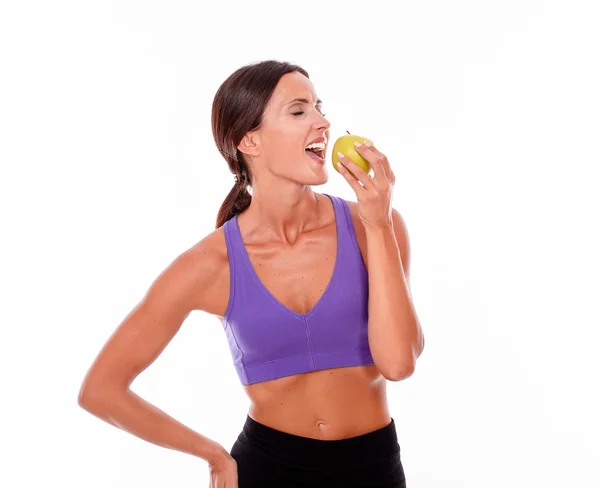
top-left (331, 131), bottom-right (374, 178)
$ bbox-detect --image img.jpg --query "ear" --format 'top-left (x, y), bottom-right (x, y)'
top-left (237, 132), bottom-right (260, 158)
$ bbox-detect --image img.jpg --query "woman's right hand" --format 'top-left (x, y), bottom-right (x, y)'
top-left (208, 452), bottom-right (238, 487)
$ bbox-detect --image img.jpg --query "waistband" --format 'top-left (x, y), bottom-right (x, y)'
top-left (237, 415), bottom-right (400, 467)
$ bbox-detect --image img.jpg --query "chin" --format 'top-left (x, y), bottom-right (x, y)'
top-left (313, 174), bottom-right (329, 186)
top-left (303, 171), bottom-right (328, 187)
top-left (305, 157), bottom-right (329, 185)
top-left (280, 155), bottom-right (329, 186)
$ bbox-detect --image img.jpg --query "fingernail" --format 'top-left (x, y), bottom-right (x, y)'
top-left (337, 151), bottom-right (344, 159)
top-left (363, 140), bottom-right (371, 147)
top-left (354, 141), bottom-right (361, 148)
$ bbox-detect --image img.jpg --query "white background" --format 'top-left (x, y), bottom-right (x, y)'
top-left (1, 1), bottom-right (599, 487)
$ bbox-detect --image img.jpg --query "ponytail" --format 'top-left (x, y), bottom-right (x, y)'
top-left (215, 168), bottom-right (252, 229)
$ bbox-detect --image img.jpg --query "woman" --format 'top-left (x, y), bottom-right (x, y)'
top-left (78, 59), bottom-right (424, 487)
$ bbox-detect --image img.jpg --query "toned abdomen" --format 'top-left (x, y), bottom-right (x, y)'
top-left (244, 364), bottom-right (391, 440)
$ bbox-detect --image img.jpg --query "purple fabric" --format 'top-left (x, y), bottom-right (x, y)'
top-left (222, 193), bottom-right (374, 385)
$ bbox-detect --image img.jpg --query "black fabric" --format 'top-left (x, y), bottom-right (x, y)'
top-left (229, 415), bottom-right (407, 487)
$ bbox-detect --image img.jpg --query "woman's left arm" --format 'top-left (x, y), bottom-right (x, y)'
top-left (336, 141), bottom-right (424, 381)
top-left (363, 208), bottom-right (424, 381)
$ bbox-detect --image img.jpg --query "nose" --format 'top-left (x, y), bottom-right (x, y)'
top-left (316, 112), bottom-right (330, 131)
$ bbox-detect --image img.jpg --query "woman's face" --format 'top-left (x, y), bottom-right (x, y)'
top-left (239, 71), bottom-right (331, 186)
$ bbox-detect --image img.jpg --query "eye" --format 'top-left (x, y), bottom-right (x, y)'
top-left (292, 111), bottom-right (327, 117)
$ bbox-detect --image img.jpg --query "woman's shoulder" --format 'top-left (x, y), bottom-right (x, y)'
top-left (322, 192), bottom-right (359, 214)
top-left (322, 193), bottom-right (368, 268)
top-left (323, 192), bottom-right (363, 230)
top-left (188, 224), bottom-right (228, 260)
top-left (173, 226), bottom-right (230, 315)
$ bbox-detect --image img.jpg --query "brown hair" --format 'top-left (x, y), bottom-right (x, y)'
top-left (212, 60), bottom-right (309, 229)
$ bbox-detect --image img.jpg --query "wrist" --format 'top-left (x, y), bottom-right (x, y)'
top-left (206, 442), bottom-right (231, 466)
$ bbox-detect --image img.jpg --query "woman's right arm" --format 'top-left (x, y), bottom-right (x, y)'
top-left (77, 237), bottom-right (231, 468)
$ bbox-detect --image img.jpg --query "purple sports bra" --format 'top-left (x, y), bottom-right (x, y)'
top-left (222, 193), bottom-right (374, 385)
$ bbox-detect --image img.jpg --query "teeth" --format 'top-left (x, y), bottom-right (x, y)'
top-left (305, 142), bottom-right (326, 150)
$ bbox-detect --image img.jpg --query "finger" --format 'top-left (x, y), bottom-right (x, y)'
top-left (337, 153), bottom-right (374, 190)
top-left (376, 150), bottom-right (395, 184)
top-left (352, 141), bottom-right (386, 180)
top-left (336, 160), bottom-right (367, 196)
top-left (354, 142), bottom-right (394, 183)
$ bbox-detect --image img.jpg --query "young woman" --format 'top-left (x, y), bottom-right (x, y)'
top-left (78, 59), bottom-right (424, 487)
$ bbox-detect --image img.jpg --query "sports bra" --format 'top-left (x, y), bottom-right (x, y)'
top-left (221, 193), bottom-right (374, 385)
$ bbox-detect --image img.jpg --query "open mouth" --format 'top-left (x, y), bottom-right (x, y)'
top-left (305, 147), bottom-right (326, 163)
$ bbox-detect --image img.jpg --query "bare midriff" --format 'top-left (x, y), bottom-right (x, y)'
top-left (244, 364), bottom-right (391, 440)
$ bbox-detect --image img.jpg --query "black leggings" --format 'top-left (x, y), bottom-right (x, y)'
top-left (229, 415), bottom-right (406, 487)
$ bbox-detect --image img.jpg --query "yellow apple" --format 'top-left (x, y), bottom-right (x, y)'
top-left (331, 132), bottom-right (374, 178)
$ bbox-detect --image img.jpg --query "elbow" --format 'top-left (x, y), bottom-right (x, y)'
top-left (77, 382), bottom-right (103, 412)
top-left (380, 362), bottom-right (415, 382)
top-left (78, 366), bottom-right (133, 414)
top-left (78, 381), bottom-right (122, 415)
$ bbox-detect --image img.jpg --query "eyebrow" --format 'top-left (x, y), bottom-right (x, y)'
top-left (285, 97), bottom-right (323, 106)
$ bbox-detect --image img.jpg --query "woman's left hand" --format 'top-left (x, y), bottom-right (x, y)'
top-left (336, 141), bottom-right (396, 229)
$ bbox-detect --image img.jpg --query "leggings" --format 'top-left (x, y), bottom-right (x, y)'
top-left (229, 415), bottom-right (406, 487)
